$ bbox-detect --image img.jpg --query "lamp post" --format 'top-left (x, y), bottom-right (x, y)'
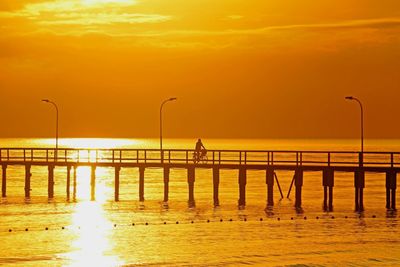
top-left (345, 96), bottom-right (364, 154)
top-left (42, 99), bottom-right (59, 156)
top-left (160, 97), bottom-right (177, 162)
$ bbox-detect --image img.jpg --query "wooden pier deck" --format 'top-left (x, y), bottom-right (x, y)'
top-left (0, 148), bottom-right (398, 211)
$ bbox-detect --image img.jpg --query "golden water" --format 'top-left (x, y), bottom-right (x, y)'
top-left (0, 138), bottom-right (399, 266)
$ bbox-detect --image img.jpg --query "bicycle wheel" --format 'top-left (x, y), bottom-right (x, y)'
top-left (201, 155), bottom-right (208, 164)
top-left (192, 153), bottom-right (198, 164)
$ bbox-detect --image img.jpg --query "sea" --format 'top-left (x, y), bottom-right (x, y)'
top-left (0, 138), bottom-right (399, 266)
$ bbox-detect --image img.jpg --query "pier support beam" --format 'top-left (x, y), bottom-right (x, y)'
top-left (73, 166), bottom-right (77, 201)
top-left (163, 167), bottom-right (170, 203)
top-left (323, 168), bottom-right (334, 211)
top-left (139, 167), bottom-right (145, 202)
top-left (238, 168), bottom-right (247, 207)
top-left (295, 169), bottom-right (303, 209)
top-left (25, 165), bottom-right (31, 198)
top-left (66, 166), bottom-right (71, 200)
top-left (2, 164), bottom-right (6, 197)
top-left (266, 168), bottom-right (274, 206)
top-left (354, 170), bottom-right (365, 212)
top-left (386, 170), bottom-right (397, 210)
top-left (187, 167), bottom-right (195, 207)
top-left (115, 166), bottom-right (120, 202)
top-left (48, 165), bottom-right (55, 199)
top-left (90, 166), bottom-right (96, 201)
top-left (213, 167), bottom-right (220, 207)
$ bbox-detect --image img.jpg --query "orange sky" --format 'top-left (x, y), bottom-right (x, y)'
top-left (0, 0), bottom-right (399, 138)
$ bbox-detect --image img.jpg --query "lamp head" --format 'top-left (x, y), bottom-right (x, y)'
top-left (42, 99), bottom-right (49, 103)
top-left (169, 97), bottom-right (177, 101)
top-left (345, 96), bottom-right (354, 100)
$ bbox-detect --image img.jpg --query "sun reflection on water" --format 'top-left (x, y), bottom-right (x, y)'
top-left (62, 163), bottom-right (122, 266)
top-left (63, 202), bottom-right (124, 267)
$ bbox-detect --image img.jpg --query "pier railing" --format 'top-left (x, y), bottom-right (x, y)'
top-left (1, 148), bottom-right (399, 167)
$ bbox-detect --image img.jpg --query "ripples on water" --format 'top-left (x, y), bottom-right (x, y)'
top-left (0, 138), bottom-right (399, 266)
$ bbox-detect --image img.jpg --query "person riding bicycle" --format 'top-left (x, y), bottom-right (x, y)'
top-left (194, 139), bottom-right (206, 162)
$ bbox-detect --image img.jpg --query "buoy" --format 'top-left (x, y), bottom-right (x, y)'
top-left (259, 218), bottom-right (263, 221)
top-left (277, 218), bottom-right (281, 221)
top-left (61, 227), bottom-right (65, 230)
top-left (304, 216), bottom-right (307, 220)
top-left (207, 219), bottom-right (210, 223)
top-left (45, 227), bottom-right (48, 230)
top-left (191, 221), bottom-right (194, 224)
top-left (176, 221), bottom-right (179, 224)
top-left (290, 217), bottom-right (294, 220)
top-left (163, 222), bottom-right (166, 225)
top-left (25, 228), bottom-right (28, 231)
top-left (316, 216), bottom-right (319, 219)
top-left (114, 224), bottom-right (117, 227)
top-left (244, 218), bottom-right (247, 222)
top-left (331, 216), bottom-right (335, 219)
top-left (145, 222), bottom-right (148, 225)
top-left (8, 229), bottom-right (12, 232)
top-left (372, 215), bottom-right (376, 218)
top-left (132, 223), bottom-right (135, 226)
top-left (220, 219), bottom-right (223, 222)
top-left (345, 216), bottom-right (348, 219)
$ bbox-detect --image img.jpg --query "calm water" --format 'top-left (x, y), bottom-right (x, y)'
top-left (0, 138), bottom-right (399, 266)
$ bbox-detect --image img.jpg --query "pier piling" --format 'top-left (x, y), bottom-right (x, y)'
top-left (163, 167), bottom-right (170, 203)
top-left (2, 164), bottom-right (6, 197)
top-left (48, 165), bottom-right (55, 199)
top-left (323, 168), bottom-right (334, 211)
top-left (188, 167), bottom-right (195, 207)
top-left (115, 166), bottom-right (120, 201)
top-left (266, 168), bottom-right (274, 206)
top-left (213, 167), bottom-right (220, 206)
top-left (354, 170), bottom-right (365, 212)
top-left (25, 165), bottom-right (31, 198)
top-left (238, 167), bottom-right (247, 207)
top-left (386, 170), bottom-right (397, 210)
top-left (73, 166), bottom-right (77, 200)
top-left (66, 166), bottom-right (71, 200)
top-left (295, 169), bottom-right (303, 208)
top-left (139, 167), bottom-right (145, 202)
top-left (90, 166), bottom-right (96, 201)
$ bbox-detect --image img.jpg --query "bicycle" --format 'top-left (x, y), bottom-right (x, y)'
top-left (192, 150), bottom-right (208, 164)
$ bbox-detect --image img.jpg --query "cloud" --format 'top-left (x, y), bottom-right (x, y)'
top-left (134, 17), bottom-right (400, 37)
top-left (0, 0), bottom-right (170, 25)
top-left (39, 13), bottom-right (171, 25)
top-left (225, 15), bottom-right (243, 20)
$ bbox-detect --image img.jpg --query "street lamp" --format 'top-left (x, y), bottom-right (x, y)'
top-left (42, 99), bottom-right (59, 154)
top-left (345, 96), bottom-right (364, 153)
top-left (160, 97), bottom-right (177, 162)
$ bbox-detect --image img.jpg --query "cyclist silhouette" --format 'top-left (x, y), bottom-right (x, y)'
top-left (194, 139), bottom-right (207, 163)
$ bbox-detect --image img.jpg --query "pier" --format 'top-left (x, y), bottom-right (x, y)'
top-left (0, 148), bottom-right (398, 211)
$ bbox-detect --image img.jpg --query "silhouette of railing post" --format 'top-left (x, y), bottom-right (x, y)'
top-left (139, 167), bottom-right (145, 202)
top-left (386, 170), bottom-right (397, 210)
top-left (238, 167), bottom-right (246, 207)
top-left (294, 169), bottom-right (303, 208)
top-left (25, 165), bottom-right (31, 198)
top-left (163, 167), bottom-right (170, 203)
top-left (48, 165), bottom-right (55, 199)
top-left (90, 166), bottom-right (96, 201)
top-left (187, 166), bottom-right (195, 207)
top-left (266, 167), bottom-right (274, 206)
top-left (323, 168), bottom-right (334, 211)
top-left (115, 166), bottom-right (120, 201)
top-left (213, 167), bottom-right (220, 206)
top-left (1, 164), bottom-right (6, 197)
